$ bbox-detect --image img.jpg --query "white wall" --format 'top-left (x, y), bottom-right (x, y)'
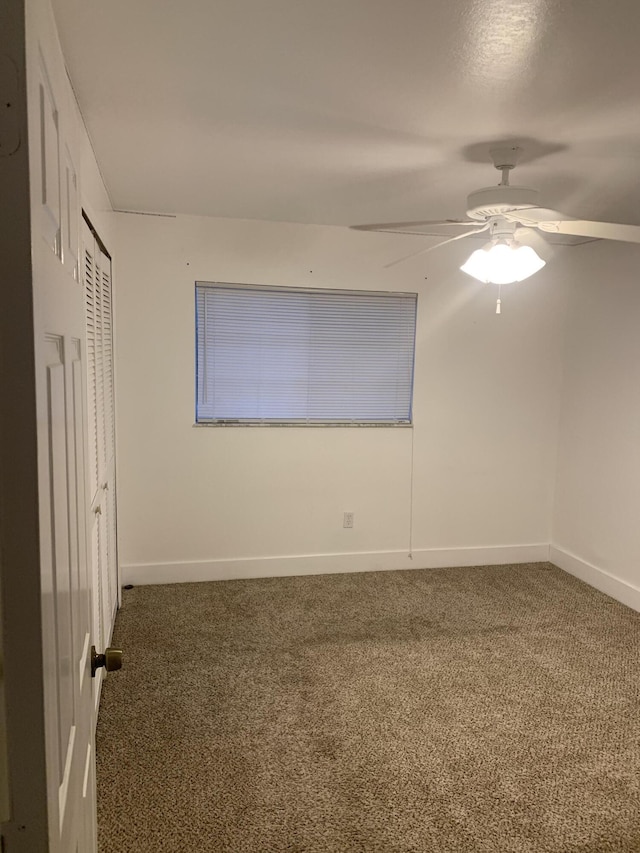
top-left (551, 241), bottom-right (640, 609)
top-left (114, 214), bottom-right (566, 583)
top-left (78, 119), bottom-right (115, 252)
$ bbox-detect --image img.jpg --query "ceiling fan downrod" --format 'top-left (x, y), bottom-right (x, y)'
top-left (490, 146), bottom-right (522, 187)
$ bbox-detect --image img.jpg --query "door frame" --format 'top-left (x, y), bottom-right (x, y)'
top-left (0, 0), bottom-right (51, 848)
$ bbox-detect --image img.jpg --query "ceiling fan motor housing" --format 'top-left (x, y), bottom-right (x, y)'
top-left (466, 185), bottom-right (540, 221)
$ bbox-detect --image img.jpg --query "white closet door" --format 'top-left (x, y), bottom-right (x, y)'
top-left (84, 233), bottom-right (99, 505)
top-left (83, 221), bottom-right (119, 710)
top-left (99, 250), bottom-right (119, 621)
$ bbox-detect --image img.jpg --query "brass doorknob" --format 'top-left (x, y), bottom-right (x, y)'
top-left (91, 645), bottom-right (123, 678)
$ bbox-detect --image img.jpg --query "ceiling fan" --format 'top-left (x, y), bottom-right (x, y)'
top-left (351, 146), bottom-right (640, 309)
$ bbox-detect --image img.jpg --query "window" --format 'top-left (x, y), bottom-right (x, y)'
top-left (195, 282), bottom-right (417, 425)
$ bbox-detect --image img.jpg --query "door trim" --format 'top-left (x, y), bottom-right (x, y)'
top-left (0, 1), bottom-right (50, 848)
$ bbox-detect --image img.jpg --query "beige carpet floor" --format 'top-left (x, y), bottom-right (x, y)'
top-left (97, 562), bottom-right (640, 852)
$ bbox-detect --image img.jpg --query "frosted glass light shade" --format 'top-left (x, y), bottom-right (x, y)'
top-left (460, 242), bottom-right (546, 284)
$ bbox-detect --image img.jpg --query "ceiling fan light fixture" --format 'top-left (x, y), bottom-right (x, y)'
top-left (460, 241), bottom-right (545, 284)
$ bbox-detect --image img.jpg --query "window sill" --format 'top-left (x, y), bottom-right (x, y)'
top-left (193, 422), bottom-right (413, 428)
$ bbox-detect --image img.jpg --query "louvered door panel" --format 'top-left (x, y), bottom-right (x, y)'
top-left (99, 252), bottom-right (118, 626)
top-left (83, 221), bottom-right (118, 657)
top-left (84, 238), bottom-right (98, 502)
top-left (101, 258), bottom-right (114, 462)
top-left (93, 250), bottom-right (106, 485)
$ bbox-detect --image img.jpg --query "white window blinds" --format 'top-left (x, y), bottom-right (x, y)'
top-left (195, 283), bottom-right (417, 424)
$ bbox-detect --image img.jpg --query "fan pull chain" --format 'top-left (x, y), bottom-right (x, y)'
top-left (496, 283), bottom-right (502, 314)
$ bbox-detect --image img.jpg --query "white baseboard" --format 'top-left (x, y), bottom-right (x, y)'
top-left (122, 543), bottom-right (550, 586)
top-left (550, 545), bottom-right (640, 612)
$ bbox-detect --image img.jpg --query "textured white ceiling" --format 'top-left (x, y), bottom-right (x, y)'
top-left (52, 0), bottom-right (640, 227)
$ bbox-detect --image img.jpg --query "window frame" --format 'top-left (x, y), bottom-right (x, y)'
top-left (194, 281), bottom-right (418, 428)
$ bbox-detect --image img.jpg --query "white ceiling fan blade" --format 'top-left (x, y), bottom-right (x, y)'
top-left (514, 224), bottom-right (596, 248)
top-left (505, 208), bottom-right (638, 244)
top-left (351, 219), bottom-right (481, 236)
top-left (537, 219), bottom-right (640, 244)
top-left (504, 207), bottom-right (568, 224)
top-left (384, 223), bottom-right (490, 269)
top-left (504, 209), bottom-right (599, 245)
